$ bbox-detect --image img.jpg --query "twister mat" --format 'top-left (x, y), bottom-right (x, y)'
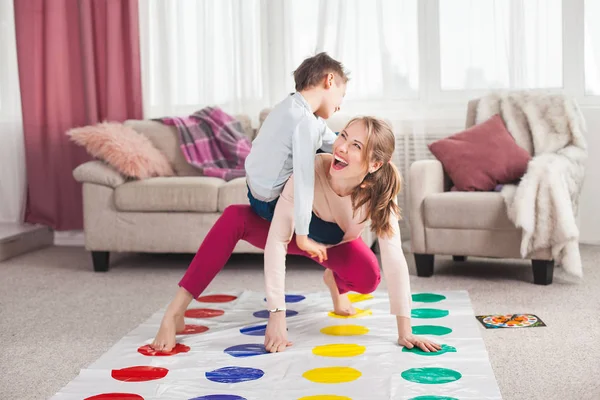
top-left (51, 291), bottom-right (501, 400)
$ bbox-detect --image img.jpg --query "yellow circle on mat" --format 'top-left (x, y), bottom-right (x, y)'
top-left (320, 325), bottom-right (369, 336)
top-left (328, 308), bottom-right (372, 319)
top-left (303, 367), bottom-right (362, 384)
top-left (298, 396), bottom-right (351, 400)
top-left (312, 343), bottom-right (366, 357)
top-left (347, 293), bottom-right (374, 303)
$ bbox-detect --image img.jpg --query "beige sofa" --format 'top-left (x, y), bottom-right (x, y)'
top-left (73, 112), bottom-right (375, 271)
top-left (409, 100), bottom-right (554, 285)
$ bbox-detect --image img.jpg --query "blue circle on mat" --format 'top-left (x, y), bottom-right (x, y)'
top-left (253, 309), bottom-right (298, 319)
top-left (263, 294), bottom-right (306, 303)
top-left (189, 396), bottom-right (247, 400)
top-left (240, 324), bottom-right (267, 336)
top-left (224, 343), bottom-right (268, 358)
top-left (205, 366), bottom-right (265, 384)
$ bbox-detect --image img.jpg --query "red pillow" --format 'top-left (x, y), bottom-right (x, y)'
top-left (428, 115), bottom-right (530, 191)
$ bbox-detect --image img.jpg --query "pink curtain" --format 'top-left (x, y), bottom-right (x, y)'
top-left (14, 0), bottom-right (142, 230)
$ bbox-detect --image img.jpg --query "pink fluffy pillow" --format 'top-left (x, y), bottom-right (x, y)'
top-left (68, 122), bottom-right (175, 179)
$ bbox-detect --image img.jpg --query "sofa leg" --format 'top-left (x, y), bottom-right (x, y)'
top-left (414, 254), bottom-right (434, 277)
top-left (92, 251), bottom-right (110, 272)
top-left (453, 256), bottom-right (467, 262)
top-left (532, 259), bottom-right (554, 285)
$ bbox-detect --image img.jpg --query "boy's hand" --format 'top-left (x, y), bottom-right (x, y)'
top-left (264, 312), bottom-right (292, 353)
top-left (296, 235), bottom-right (328, 263)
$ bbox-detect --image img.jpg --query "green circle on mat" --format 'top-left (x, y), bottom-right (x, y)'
top-left (402, 344), bottom-right (456, 356)
top-left (409, 396), bottom-right (459, 400)
top-left (412, 293), bottom-right (447, 303)
top-left (412, 325), bottom-right (453, 336)
top-left (401, 367), bottom-right (462, 384)
top-left (411, 308), bottom-right (449, 319)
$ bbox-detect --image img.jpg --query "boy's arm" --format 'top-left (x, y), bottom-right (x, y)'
top-left (291, 118), bottom-right (317, 237)
top-left (319, 123), bottom-right (338, 154)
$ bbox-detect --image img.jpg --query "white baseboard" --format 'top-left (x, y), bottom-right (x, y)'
top-left (54, 230), bottom-right (85, 246)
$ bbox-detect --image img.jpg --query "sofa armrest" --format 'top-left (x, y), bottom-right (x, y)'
top-left (73, 161), bottom-right (126, 188)
top-left (409, 159), bottom-right (445, 254)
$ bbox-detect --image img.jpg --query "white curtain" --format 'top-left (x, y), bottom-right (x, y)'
top-left (138, 0), bottom-right (420, 119)
top-left (139, 0), bottom-right (566, 116)
top-left (585, 0), bottom-right (600, 95)
top-left (285, 0), bottom-right (419, 101)
top-left (0, 1), bottom-right (26, 224)
top-left (138, 0), bottom-right (268, 119)
top-left (439, 0), bottom-right (563, 90)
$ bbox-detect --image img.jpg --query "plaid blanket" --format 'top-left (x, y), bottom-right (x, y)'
top-left (159, 107), bottom-right (251, 181)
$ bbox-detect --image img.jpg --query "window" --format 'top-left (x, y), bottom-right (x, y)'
top-left (288, 0), bottom-right (420, 100)
top-left (439, 0), bottom-right (562, 90)
top-left (585, 0), bottom-right (600, 95)
top-left (0, 3), bottom-right (21, 117)
top-left (143, 0), bottom-right (264, 112)
top-left (140, 0), bottom-right (597, 116)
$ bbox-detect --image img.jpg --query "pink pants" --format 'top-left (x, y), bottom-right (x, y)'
top-left (179, 205), bottom-right (381, 298)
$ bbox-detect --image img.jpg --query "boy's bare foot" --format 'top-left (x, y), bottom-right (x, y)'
top-left (323, 269), bottom-right (356, 316)
top-left (151, 313), bottom-right (184, 352)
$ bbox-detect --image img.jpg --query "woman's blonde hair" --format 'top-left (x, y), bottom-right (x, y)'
top-left (348, 117), bottom-right (402, 238)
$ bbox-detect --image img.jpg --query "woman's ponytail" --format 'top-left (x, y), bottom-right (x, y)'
top-left (348, 117), bottom-right (402, 238)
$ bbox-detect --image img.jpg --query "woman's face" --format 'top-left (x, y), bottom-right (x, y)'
top-left (330, 120), bottom-right (370, 179)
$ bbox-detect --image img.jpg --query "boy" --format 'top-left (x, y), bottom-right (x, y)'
top-left (245, 52), bottom-right (348, 261)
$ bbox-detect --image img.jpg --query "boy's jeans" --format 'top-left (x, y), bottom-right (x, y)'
top-left (247, 186), bottom-right (278, 222)
top-left (246, 186), bottom-right (344, 245)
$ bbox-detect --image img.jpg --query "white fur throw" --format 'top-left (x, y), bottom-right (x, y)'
top-left (475, 92), bottom-right (588, 277)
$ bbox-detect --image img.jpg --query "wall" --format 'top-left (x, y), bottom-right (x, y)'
top-left (577, 107), bottom-right (600, 244)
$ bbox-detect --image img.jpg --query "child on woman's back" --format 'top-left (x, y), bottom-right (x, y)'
top-left (245, 52), bottom-right (348, 261)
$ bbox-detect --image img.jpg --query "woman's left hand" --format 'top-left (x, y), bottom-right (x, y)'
top-left (398, 335), bottom-right (442, 353)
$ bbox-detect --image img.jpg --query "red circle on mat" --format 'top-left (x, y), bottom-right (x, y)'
top-left (137, 343), bottom-right (190, 356)
top-left (196, 294), bottom-right (237, 303)
top-left (111, 366), bottom-right (169, 382)
top-left (185, 308), bottom-right (225, 318)
top-left (85, 394), bottom-right (144, 400)
top-left (181, 324), bottom-right (209, 334)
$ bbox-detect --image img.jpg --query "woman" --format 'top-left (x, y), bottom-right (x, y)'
top-left (151, 117), bottom-right (440, 354)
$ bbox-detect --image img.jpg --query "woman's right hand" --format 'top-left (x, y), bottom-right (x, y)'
top-left (264, 312), bottom-right (293, 353)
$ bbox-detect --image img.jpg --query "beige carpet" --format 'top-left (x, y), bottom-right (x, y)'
top-left (1, 245), bottom-right (599, 400)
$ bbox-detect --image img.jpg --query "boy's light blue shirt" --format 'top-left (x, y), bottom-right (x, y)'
top-left (245, 92), bottom-right (337, 236)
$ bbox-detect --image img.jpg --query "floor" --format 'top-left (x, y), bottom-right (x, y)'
top-left (1, 245), bottom-right (599, 400)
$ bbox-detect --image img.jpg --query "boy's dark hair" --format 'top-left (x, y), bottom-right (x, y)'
top-left (293, 52), bottom-right (349, 91)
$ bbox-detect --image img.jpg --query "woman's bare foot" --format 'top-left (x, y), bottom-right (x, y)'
top-left (151, 312), bottom-right (183, 352)
top-left (150, 287), bottom-right (194, 352)
top-left (323, 269), bottom-right (356, 316)
top-left (175, 314), bottom-right (185, 333)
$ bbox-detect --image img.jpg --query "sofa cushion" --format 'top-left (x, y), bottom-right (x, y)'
top-left (114, 176), bottom-right (224, 212)
top-left (67, 122), bottom-right (175, 179)
top-left (125, 114), bottom-right (255, 178)
top-left (428, 114), bottom-right (531, 191)
top-left (218, 177), bottom-right (250, 212)
top-left (125, 120), bottom-right (202, 177)
top-left (424, 192), bottom-right (516, 230)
